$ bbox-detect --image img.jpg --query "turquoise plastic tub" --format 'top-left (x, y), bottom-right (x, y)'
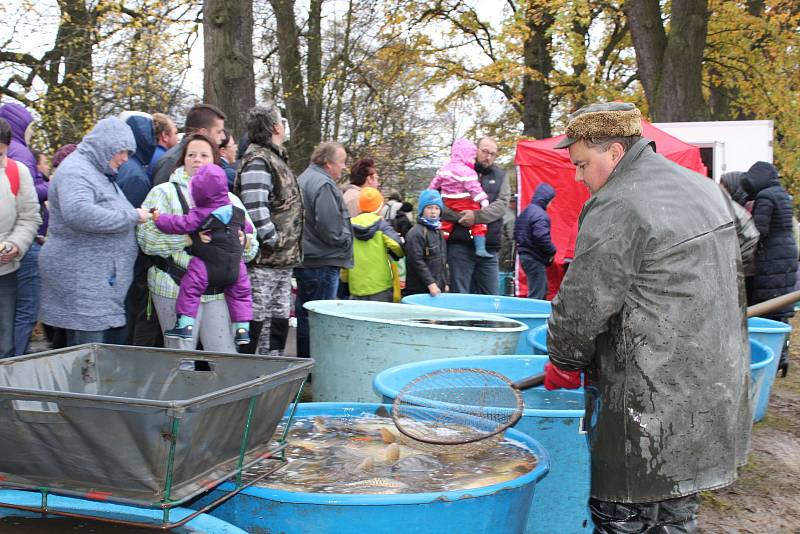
top-left (374, 356), bottom-right (590, 534)
top-left (0, 489), bottom-right (246, 533)
top-left (748, 317), bottom-right (792, 421)
top-left (304, 301), bottom-right (527, 402)
top-left (749, 338), bottom-right (774, 418)
top-left (401, 294), bottom-right (551, 354)
top-left (529, 324), bottom-right (548, 355)
top-left (193, 403), bottom-right (550, 534)
top-left (531, 324), bottom-right (774, 424)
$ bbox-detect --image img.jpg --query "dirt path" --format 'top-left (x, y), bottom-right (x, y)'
top-left (698, 316), bottom-right (800, 533)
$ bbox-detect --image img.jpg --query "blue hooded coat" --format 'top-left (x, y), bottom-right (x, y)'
top-left (515, 183), bottom-right (556, 264)
top-left (38, 117), bottom-right (139, 331)
top-left (116, 114), bottom-right (156, 208)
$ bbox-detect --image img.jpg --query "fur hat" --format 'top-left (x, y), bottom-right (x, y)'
top-left (554, 102), bottom-right (642, 149)
top-left (359, 187), bottom-right (384, 213)
top-left (418, 189), bottom-right (444, 216)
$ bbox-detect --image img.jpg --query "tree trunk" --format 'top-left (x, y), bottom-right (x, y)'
top-left (332, 0), bottom-right (354, 141)
top-left (203, 0), bottom-right (255, 139)
top-left (268, 0), bottom-right (322, 174)
top-left (33, 0), bottom-right (96, 148)
top-left (625, 0), bottom-right (710, 121)
top-left (520, 3), bottom-right (554, 138)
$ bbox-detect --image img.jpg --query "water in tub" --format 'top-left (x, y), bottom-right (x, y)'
top-left (243, 411), bottom-right (539, 494)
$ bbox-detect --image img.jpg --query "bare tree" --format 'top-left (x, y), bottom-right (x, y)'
top-left (203, 0), bottom-right (256, 138)
top-left (268, 0), bottom-right (323, 173)
top-left (624, 0), bottom-right (710, 121)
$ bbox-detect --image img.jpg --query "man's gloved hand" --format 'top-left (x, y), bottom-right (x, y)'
top-left (543, 362), bottom-right (582, 390)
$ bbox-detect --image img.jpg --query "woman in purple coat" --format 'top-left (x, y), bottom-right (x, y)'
top-left (152, 163), bottom-right (253, 345)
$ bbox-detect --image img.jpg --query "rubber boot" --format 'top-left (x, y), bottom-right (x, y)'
top-left (269, 317), bottom-right (290, 354)
top-left (473, 235), bottom-right (493, 258)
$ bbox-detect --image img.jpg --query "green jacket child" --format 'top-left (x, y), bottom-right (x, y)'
top-left (344, 187), bottom-right (404, 301)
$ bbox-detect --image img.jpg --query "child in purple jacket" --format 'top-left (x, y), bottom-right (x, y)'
top-left (152, 164), bottom-right (253, 345)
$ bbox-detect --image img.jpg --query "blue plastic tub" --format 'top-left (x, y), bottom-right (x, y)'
top-left (374, 356), bottom-right (590, 534)
top-left (304, 301), bottom-right (527, 402)
top-left (749, 339), bottom-right (774, 418)
top-left (193, 402), bottom-right (549, 534)
top-left (748, 317), bottom-right (792, 421)
top-left (529, 324), bottom-right (548, 355)
top-left (0, 489), bottom-right (246, 533)
top-left (401, 294), bottom-right (551, 354)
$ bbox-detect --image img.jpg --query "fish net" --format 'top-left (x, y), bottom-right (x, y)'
top-left (391, 368), bottom-right (524, 446)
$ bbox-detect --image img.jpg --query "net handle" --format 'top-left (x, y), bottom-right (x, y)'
top-left (511, 372), bottom-right (546, 391)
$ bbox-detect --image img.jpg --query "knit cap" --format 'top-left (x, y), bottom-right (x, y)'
top-left (418, 189), bottom-right (444, 216)
top-left (359, 187), bottom-right (384, 213)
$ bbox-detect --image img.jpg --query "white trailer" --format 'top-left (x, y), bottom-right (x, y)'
top-left (652, 120), bottom-right (773, 182)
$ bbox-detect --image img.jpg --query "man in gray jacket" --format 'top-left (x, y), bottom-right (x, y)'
top-left (545, 102), bottom-right (750, 533)
top-left (0, 117), bottom-right (41, 358)
top-left (295, 142), bottom-right (353, 358)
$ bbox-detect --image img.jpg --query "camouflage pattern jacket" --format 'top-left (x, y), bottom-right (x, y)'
top-left (235, 143), bottom-right (303, 268)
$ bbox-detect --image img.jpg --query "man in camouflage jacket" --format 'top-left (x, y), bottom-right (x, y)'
top-left (234, 104), bottom-right (303, 355)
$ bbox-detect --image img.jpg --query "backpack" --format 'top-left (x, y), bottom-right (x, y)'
top-left (5, 158), bottom-right (19, 196)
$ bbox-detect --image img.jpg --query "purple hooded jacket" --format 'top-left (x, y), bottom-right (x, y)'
top-left (154, 164), bottom-right (253, 235)
top-left (0, 102), bottom-right (48, 234)
top-left (427, 138), bottom-right (487, 204)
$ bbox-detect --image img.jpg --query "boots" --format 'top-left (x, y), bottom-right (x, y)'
top-left (473, 235), bottom-right (493, 258)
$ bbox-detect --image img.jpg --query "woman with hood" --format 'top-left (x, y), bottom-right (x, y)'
top-left (38, 117), bottom-right (150, 346)
top-left (741, 161), bottom-right (797, 376)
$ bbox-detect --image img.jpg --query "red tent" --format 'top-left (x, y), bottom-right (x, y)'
top-left (514, 120), bottom-right (708, 299)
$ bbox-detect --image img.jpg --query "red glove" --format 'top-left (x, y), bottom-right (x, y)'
top-left (543, 362), bottom-right (582, 391)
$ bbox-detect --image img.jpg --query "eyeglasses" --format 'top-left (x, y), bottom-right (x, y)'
top-left (479, 148), bottom-right (498, 158)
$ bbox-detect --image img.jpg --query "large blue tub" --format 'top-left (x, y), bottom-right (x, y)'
top-left (401, 293), bottom-right (551, 354)
top-left (748, 317), bottom-right (791, 421)
top-left (0, 489), bottom-right (246, 533)
top-left (193, 403), bottom-right (550, 534)
top-left (304, 301), bottom-right (527, 402)
top-left (374, 356), bottom-right (590, 534)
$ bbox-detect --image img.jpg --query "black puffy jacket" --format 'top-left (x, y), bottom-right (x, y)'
top-left (741, 161), bottom-right (798, 317)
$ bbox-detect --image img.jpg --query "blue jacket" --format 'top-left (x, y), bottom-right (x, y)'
top-left (116, 115), bottom-right (156, 208)
top-left (515, 183), bottom-right (556, 264)
top-left (741, 161), bottom-right (798, 317)
top-left (38, 117), bottom-right (139, 331)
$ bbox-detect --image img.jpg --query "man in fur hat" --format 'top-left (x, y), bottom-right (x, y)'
top-left (543, 102), bottom-right (751, 532)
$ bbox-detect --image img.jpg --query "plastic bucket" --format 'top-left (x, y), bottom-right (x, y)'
top-left (401, 294), bottom-right (550, 354)
top-left (193, 402), bottom-right (550, 534)
top-left (748, 317), bottom-right (791, 421)
top-left (374, 356), bottom-right (590, 534)
top-left (304, 301), bottom-right (527, 402)
top-left (0, 489), bottom-right (246, 533)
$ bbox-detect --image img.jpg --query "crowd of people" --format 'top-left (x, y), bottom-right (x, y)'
top-left (0, 100), bottom-right (512, 359)
top-left (2, 96), bottom-right (799, 532)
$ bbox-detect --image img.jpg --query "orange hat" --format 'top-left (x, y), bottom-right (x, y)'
top-left (359, 187), bottom-right (384, 213)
